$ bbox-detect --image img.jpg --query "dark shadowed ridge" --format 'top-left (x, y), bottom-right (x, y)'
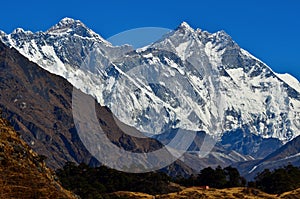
top-left (0, 41), bottom-right (167, 169)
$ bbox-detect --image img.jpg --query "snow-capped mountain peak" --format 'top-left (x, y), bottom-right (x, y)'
top-left (12, 28), bottom-right (25, 34)
top-left (0, 30), bottom-right (5, 36)
top-left (213, 30), bottom-right (233, 44)
top-left (46, 17), bottom-right (107, 43)
top-left (57, 17), bottom-right (79, 26)
top-left (47, 17), bottom-right (84, 31)
top-left (11, 28), bottom-right (33, 35)
top-left (178, 21), bottom-right (194, 31)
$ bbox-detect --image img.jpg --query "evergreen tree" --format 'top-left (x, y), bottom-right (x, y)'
top-left (196, 166), bottom-right (245, 188)
top-left (224, 166), bottom-right (246, 187)
top-left (254, 165), bottom-right (300, 194)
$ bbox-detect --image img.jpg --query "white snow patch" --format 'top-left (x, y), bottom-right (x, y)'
top-left (176, 41), bottom-right (189, 60)
top-left (276, 73), bottom-right (300, 93)
top-left (283, 152), bottom-right (300, 160)
top-left (136, 45), bottom-right (150, 53)
top-left (249, 165), bottom-right (258, 173)
top-left (143, 53), bottom-right (153, 58)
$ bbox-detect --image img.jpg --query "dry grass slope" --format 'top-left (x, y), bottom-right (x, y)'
top-left (0, 117), bottom-right (76, 199)
top-left (155, 187), bottom-right (277, 199)
top-left (111, 187), bottom-right (300, 199)
top-left (279, 188), bottom-right (300, 199)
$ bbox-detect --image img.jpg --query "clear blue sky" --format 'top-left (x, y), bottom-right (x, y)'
top-left (1, 0), bottom-right (300, 80)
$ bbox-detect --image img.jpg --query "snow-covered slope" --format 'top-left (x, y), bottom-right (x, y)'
top-left (276, 73), bottom-right (300, 93)
top-left (1, 18), bottom-right (300, 148)
top-left (150, 22), bottom-right (300, 141)
top-left (0, 17), bottom-right (133, 104)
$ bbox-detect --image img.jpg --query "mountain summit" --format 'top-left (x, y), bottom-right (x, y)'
top-left (177, 21), bottom-right (194, 32)
top-left (46, 17), bottom-right (105, 41)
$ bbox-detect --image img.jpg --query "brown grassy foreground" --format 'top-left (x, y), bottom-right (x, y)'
top-left (110, 186), bottom-right (300, 199)
top-left (0, 117), bottom-right (76, 198)
top-left (280, 188), bottom-right (300, 199)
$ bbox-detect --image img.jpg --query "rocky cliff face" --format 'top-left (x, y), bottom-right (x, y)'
top-left (233, 134), bottom-right (300, 180)
top-left (0, 41), bottom-right (163, 170)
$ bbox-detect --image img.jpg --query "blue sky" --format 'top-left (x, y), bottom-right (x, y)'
top-left (1, 0), bottom-right (300, 79)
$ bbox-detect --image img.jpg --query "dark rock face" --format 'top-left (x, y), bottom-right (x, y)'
top-left (232, 135), bottom-right (300, 180)
top-left (0, 41), bottom-right (162, 169)
top-left (264, 135), bottom-right (300, 162)
top-left (221, 129), bottom-right (282, 159)
top-left (0, 41), bottom-right (91, 168)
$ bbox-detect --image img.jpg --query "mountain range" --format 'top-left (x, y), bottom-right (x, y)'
top-left (1, 17), bottom-right (300, 179)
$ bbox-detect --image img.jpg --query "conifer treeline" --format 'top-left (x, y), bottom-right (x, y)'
top-left (56, 162), bottom-right (300, 198)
